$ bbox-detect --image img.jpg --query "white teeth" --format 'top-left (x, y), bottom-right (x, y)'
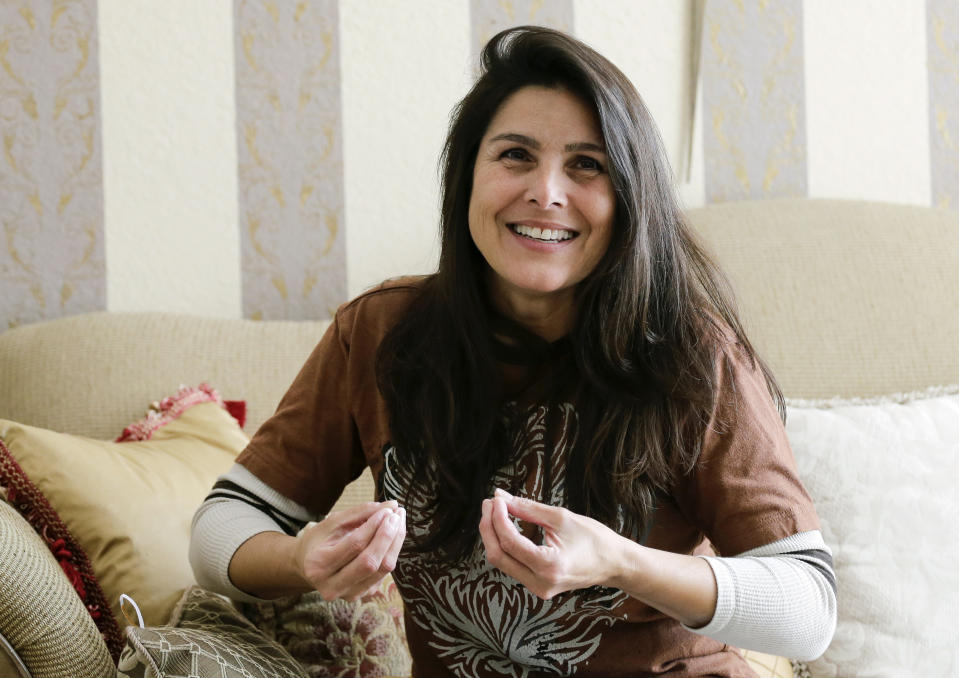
top-left (511, 224), bottom-right (574, 242)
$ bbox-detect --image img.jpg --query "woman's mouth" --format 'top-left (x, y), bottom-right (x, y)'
top-left (508, 223), bottom-right (577, 243)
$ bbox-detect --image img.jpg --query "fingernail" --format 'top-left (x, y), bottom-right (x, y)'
top-left (494, 488), bottom-right (512, 499)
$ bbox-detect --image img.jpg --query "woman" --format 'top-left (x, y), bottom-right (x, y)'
top-left (191, 27), bottom-right (836, 677)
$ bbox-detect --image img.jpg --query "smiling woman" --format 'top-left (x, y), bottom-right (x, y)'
top-left (190, 26), bottom-right (836, 677)
top-left (468, 86), bottom-right (615, 341)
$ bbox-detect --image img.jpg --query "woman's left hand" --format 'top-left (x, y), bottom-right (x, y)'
top-left (478, 488), bottom-right (627, 599)
top-left (479, 488), bottom-right (719, 627)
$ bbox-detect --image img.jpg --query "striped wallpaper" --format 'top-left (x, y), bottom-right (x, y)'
top-left (2, 0), bottom-right (958, 329)
top-left (471, 0), bottom-right (573, 58)
top-left (0, 0), bottom-right (105, 329)
top-left (702, 0), bottom-right (807, 202)
top-left (929, 0), bottom-right (959, 209)
top-left (234, 0), bottom-right (346, 320)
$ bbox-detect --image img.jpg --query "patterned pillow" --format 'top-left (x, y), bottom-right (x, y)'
top-left (740, 649), bottom-right (797, 678)
top-left (0, 384), bottom-right (248, 629)
top-left (243, 575), bottom-right (411, 678)
top-left (118, 586), bottom-right (307, 678)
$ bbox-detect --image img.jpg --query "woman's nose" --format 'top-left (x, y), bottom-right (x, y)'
top-left (524, 163), bottom-right (567, 208)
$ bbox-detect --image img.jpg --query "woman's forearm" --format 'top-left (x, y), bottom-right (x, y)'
top-left (609, 538), bottom-right (718, 628)
top-left (482, 490), bottom-right (717, 626)
top-left (191, 463), bottom-right (405, 603)
top-left (610, 532), bottom-right (837, 660)
top-left (483, 490), bottom-right (835, 658)
top-left (228, 531), bottom-right (312, 599)
top-left (228, 503), bottom-right (405, 601)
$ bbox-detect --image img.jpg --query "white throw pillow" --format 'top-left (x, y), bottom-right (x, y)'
top-left (786, 386), bottom-right (959, 678)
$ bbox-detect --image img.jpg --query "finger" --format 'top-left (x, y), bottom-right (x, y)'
top-left (478, 498), bottom-right (499, 550)
top-left (479, 498), bottom-right (511, 564)
top-left (489, 495), bottom-right (522, 539)
top-left (327, 509), bottom-right (402, 590)
top-left (491, 495), bottom-right (551, 567)
top-left (326, 500), bottom-right (399, 532)
top-left (346, 520), bottom-right (403, 599)
top-left (482, 499), bottom-right (539, 585)
top-left (494, 488), bottom-right (563, 530)
top-left (320, 507), bottom-right (393, 573)
top-left (480, 498), bottom-right (517, 556)
top-left (332, 515), bottom-right (402, 601)
top-left (380, 507), bottom-right (406, 572)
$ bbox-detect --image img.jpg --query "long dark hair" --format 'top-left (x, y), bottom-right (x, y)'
top-left (376, 26), bottom-right (783, 561)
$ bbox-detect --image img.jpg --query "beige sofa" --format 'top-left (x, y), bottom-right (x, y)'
top-left (0, 198), bottom-right (956, 677)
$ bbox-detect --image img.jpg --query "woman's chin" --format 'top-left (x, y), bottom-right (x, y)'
top-left (493, 276), bottom-right (577, 304)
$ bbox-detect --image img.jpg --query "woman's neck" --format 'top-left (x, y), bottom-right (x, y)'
top-left (487, 279), bottom-right (576, 343)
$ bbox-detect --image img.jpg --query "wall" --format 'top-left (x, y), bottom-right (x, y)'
top-left (1, 0), bottom-right (957, 329)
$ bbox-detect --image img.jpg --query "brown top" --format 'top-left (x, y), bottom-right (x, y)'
top-left (238, 278), bottom-right (819, 677)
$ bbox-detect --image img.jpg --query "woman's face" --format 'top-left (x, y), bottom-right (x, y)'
top-left (468, 86), bottom-right (616, 322)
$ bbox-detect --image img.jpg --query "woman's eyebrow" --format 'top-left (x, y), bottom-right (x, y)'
top-left (565, 141), bottom-right (606, 154)
top-left (487, 133), bottom-right (606, 154)
top-left (488, 132), bottom-right (540, 148)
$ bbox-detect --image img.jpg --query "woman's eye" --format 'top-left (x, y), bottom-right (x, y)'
top-left (573, 156), bottom-right (603, 172)
top-left (500, 148), bottom-right (530, 162)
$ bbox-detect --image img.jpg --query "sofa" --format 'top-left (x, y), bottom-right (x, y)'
top-left (0, 198), bottom-right (956, 678)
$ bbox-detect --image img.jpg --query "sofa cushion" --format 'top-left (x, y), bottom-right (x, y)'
top-left (687, 199), bottom-right (959, 399)
top-left (0, 385), bottom-right (248, 629)
top-left (243, 574), bottom-right (411, 678)
top-left (0, 499), bottom-right (116, 677)
top-left (118, 586), bottom-right (307, 678)
top-left (786, 385), bottom-right (959, 676)
top-left (0, 311), bottom-right (328, 439)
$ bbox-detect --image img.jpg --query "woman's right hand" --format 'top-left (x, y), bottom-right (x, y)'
top-left (295, 501), bottom-right (406, 600)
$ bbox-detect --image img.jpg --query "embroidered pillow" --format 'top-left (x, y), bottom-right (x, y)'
top-left (739, 649), bottom-right (797, 678)
top-left (118, 586), bottom-right (307, 678)
top-left (786, 386), bottom-right (959, 676)
top-left (243, 574), bottom-right (411, 678)
top-left (0, 385), bottom-right (248, 630)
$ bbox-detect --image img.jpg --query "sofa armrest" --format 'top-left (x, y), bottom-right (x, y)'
top-left (0, 500), bottom-right (114, 677)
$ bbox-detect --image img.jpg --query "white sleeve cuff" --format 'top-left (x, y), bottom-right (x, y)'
top-left (189, 497), bottom-right (285, 603)
top-left (682, 531), bottom-right (837, 661)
